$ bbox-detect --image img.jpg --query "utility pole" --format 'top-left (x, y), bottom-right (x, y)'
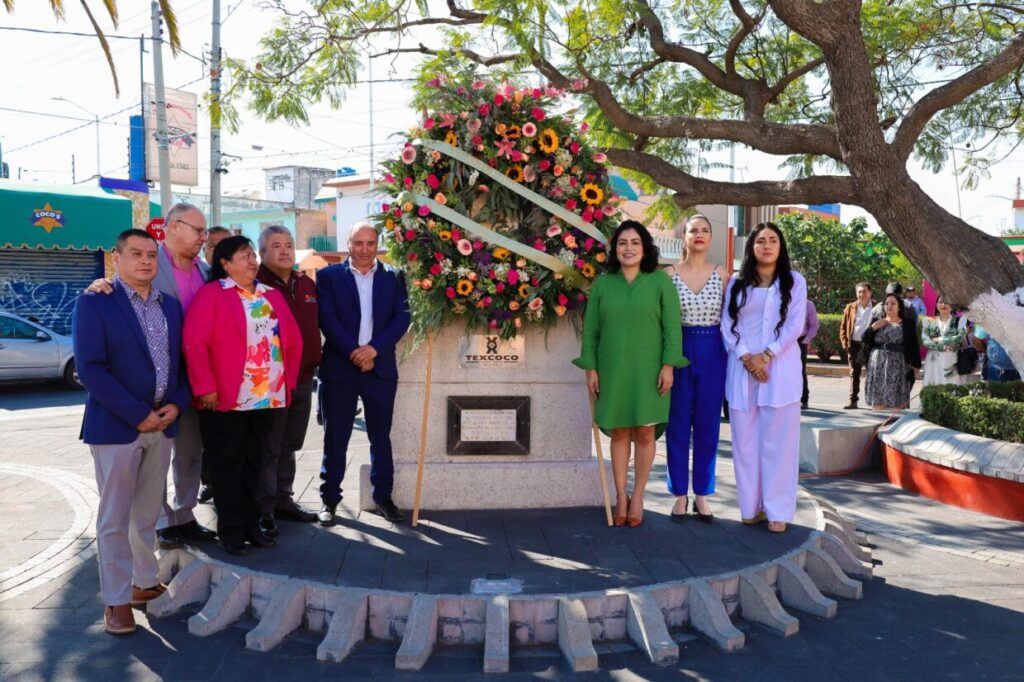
top-left (210, 0), bottom-right (223, 225)
top-left (151, 0), bottom-right (173, 211)
top-left (368, 54), bottom-right (375, 193)
top-left (71, 155), bottom-right (76, 184)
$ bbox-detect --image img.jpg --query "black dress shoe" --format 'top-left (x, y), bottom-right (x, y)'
top-left (246, 529), bottom-right (277, 548)
top-left (223, 539), bottom-right (249, 556)
top-left (317, 504), bottom-right (336, 526)
top-left (179, 520), bottom-right (218, 541)
top-left (156, 527), bottom-right (182, 550)
top-left (274, 503), bottom-right (318, 523)
top-left (198, 485), bottom-right (214, 504)
top-left (691, 498), bottom-right (714, 524)
top-left (373, 499), bottom-right (405, 522)
top-left (258, 514), bottom-right (279, 538)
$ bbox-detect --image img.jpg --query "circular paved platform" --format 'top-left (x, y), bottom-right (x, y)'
top-left (193, 459), bottom-right (817, 596)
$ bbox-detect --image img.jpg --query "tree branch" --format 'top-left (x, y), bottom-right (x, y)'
top-left (724, 0), bottom-right (766, 77)
top-left (891, 32), bottom-right (1024, 160)
top-left (637, 1), bottom-right (737, 95)
top-left (765, 56), bottom-right (825, 102)
top-left (606, 147), bottom-right (859, 206)
top-left (370, 44), bottom-right (519, 67)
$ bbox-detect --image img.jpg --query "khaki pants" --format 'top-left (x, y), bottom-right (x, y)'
top-left (91, 431), bottom-right (172, 606)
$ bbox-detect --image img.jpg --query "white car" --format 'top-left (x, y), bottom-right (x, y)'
top-left (0, 312), bottom-right (80, 389)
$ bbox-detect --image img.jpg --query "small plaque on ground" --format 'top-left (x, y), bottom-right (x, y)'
top-left (447, 396), bottom-right (530, 455)
top-left (459, 334), bottom-right (525, 368)
top-left (471, 577), bottom-right (523, 595)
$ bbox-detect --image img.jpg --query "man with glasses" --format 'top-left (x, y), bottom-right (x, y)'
top-left (87, 202), bottom-right (218, 549)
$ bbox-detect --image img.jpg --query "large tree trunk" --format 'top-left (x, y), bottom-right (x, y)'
top-left (771, 0), bottom-right (1024, 375)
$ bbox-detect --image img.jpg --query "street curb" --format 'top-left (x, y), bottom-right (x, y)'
top-left (148, 491), bottom-right (872, 673)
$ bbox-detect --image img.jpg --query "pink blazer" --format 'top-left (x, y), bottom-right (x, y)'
top-left (183, 280), bottom-right (303, 412)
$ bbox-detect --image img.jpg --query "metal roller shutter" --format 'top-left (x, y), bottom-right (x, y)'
top-left (0, 249), bottom-right (103, 335)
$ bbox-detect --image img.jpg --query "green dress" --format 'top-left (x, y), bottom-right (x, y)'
top-left (573, 270), bottom-right (688, 435)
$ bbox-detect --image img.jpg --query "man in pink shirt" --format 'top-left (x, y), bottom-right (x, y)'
top-left (89, 203), bottom-right (218, 548)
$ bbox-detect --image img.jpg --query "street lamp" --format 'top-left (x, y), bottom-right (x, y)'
top-left (51, 97), bottom-right (101, 179)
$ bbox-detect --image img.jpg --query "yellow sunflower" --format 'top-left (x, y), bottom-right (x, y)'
top-left (506, 124), bottom-right (522, 139)
top-left (505, 165), bottom-right (525, 183)
top-left (580, 183), bottom-right (604, 206)
top-left (518, 283), bottom-right (530, 298)
top-left (538, 128), bottom-right (559, 154)
top-left (438, 230), bottom-right (452, 242)
top-left (493, 247), bottom-right (510, 260)
top-left (581, 263), bottom-right (597, 278)
top-left (456, 279), bottom-right (474, 296)
top-left (444, 130), bottom-right (458, 146)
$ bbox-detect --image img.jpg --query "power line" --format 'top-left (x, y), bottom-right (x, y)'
top-left (0, 105), bottom-right (125, 126)
top-left (0, 25), bottom-right (207, 64)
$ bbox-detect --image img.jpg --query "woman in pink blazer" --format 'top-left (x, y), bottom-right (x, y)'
top-left (183, 235), bottom-right (302, 556)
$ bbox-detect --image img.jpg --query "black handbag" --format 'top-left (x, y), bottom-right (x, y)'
top-left (956, 346), bottom-right (979, 375)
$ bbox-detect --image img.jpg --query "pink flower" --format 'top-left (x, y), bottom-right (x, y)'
top-left (384, 174), bottom-right (395, 184)
top-left (507, 270), bottom-right (520, 285)
top-left (575, 258), bottom-right (586, 268)
top-left (531, 107), bottom-right (546, 121)
top-left (482, 296), bottom-right (493, 307)
top-left (538, 159), bottom-right (551, 171)
top-left (467, 118), bottom-right (482, 133)
top-left (564, 235), bottom-right (578, 249)
top-left (494, 93), bottom-right (505, 105)
top-left (495, 139), bottom-right (517, 159)
top-left (471, 80), bottom-right (487, 90)
top-left (427, 78), bottom-right (441, 88)
top-left (418, 205), bottom-right (431, 217)
top-left (446, 287), bottom-right (457, 299)
top-left (521, 122), bottom-right (537, 137)
top-left (528, 298), bottom-right (543, 311)
top-left (472, 240), bottom-right (484, 250)
top-left (478, 104), bottom-right (491, 117)
top-left (592, 152), bottom-right (607, 163)
top-left (569, 177), bottom-right (578, 187)
top-left (382, 202), bottom-right (391, 212)
top-left (407, 252), bottom-right (418, 262)
top-left (565, 198), bottom-right (578, 211)
top-left (532, 88), bottom-right (542, 98)
top-left (440, 113), bottom-right (458, 128)
top-left (553, 164), bottom-right (565, 177)
top-left (404, 176), bottom-right (413, 188)
top-left (604, 205), bottom-right (616, 216)
top-left (511, 150), bottom-right (524, 162)
top-left (429, 264), bottom-right (442, 276)
top-left (426, 174), bottom-right (440, 189)
top-left (582, 208), bottom-right (594, 222)
top-left (456, 239), bottom-right (473, 256)
top-left (557, 293), bottom-right (569, 306)
top-left (580, 121), bottom-right (590, 132)
top-left (456, 86), bottom-right (466, 96)
top-left (488, 320), bottom-right (499, 329)
top-left (584, 238), bottom-right (595, 250)
top-left (496, 282), bottom-right (505, 293)
top-left (523, 165), bottom-right (536, 182)
top-left (424, 117), bottom-right (436, 129)
top-left (452, 230), bottom-right (462, 241)
top-left (571, 78), bottom-right (588, 91)
top-left (471, 135), bottom-right (483, 146)
top-left (405, 230), bottom-right (416, 240)
top-left (569, 142), bottom-right (581, 155)
top-left (434, 251), bottom-right (444, 260)
top-left (478, 184), bottom-right (490, 193)
top-left (546, 225), bottom-right (563, 237)
top-left (401, 146), bottom-right (417, 164)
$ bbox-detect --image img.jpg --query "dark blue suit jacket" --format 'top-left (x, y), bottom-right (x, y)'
top-left (317, 260), bottom-right (410, 382)
top-left (73, 284), bottom-right (191, 445)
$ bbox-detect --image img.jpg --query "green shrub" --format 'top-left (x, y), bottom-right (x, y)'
top-left (920, 381), bottom-right (1024, 444)
top-left (810, 314), bottom-right (845, 363)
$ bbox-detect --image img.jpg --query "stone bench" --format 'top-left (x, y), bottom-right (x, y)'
top-left (876, 413), bottom-right (1024, 521)
top-left (799, 410), bottom-right (892, 475)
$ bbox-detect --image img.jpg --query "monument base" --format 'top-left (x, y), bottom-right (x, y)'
top-left (359, 459), bottom-right (611, 511)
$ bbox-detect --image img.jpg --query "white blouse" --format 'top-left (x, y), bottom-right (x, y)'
top-left (671, 270), bottom-right (723, 326)
top-left (720, 272), bottom-right (808, 411)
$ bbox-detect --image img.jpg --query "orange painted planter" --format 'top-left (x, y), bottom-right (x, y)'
top-left (882, 444), bottom-right (1024, 522)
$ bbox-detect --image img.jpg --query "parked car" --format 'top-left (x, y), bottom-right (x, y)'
top-left (0, 311), bottom-right (81, 389)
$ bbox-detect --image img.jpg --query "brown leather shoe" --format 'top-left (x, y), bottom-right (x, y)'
top-left (104, 604), bottom-right (136, 635)
top-left (131, 583), bottom-right (167, 607)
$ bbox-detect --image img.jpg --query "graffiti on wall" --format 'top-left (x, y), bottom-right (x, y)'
top-left (0, 275), bottom-right (78, 335)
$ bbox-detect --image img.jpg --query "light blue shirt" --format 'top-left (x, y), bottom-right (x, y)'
top-left (351, 260), bottom-right (377, 346)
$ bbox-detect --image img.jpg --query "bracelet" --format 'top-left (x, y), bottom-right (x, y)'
top-left (761, 350), bottom-right (772, 364)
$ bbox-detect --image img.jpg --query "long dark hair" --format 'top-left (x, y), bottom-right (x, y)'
top-left (209, 235), bottom-right (254, 281)
top-left (883, 292), bottom-right (906, 320)
top-left (728, 222), bottom-right (795, 341)
top-left (606, 220), bottom-right (660, 273)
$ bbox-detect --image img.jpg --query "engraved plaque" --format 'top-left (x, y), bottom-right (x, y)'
top-left (459, 334), bottom-right (525, 368)
top-left (447, 396), bottom-right (530, 455)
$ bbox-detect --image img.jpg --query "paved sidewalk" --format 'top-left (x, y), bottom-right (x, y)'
top-left (0, 376), bottom-right (1020, 680)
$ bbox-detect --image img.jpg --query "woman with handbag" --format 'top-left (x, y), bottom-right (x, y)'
top-left (921, 296), bottom-right (968, 386)
top-left (863, 293), bottom-right (922, 409)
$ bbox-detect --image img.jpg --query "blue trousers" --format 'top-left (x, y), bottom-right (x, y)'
top-left (666, 325), bottom-right (727, 496)
top-left (319, 373), bottom-right (398, 507)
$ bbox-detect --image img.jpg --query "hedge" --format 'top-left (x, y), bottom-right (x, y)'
top-left (810, 314), bottom-right (846, 363)
top-left (920, 381), bottom-right (1024, 444)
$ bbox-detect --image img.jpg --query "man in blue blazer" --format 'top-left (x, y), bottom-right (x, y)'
top-left (317, 222), bottom-right (410, 524)
top-left (73, 229), bottom-right (191, 635)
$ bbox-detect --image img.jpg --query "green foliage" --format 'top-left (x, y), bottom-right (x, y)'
top-left (920, 382), bottom-right (1024, 444)
top-left (776, 213), bottom-right (922, 313)
top-left (810, 313), bottom-right (845, 363)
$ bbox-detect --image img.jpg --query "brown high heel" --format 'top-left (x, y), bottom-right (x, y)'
top-left (626, 498), bottom-right (644, 527)
top-left (742, 511), bottom-right (767, 525)
top-left (613, 496), bottom-right (629, 527)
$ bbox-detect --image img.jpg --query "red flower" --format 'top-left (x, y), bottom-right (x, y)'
top-left (531, 107), bottom-right (546, 121)
top-left (382, 203), bottom-right (390, 212)
top-left (584, 238), bottom-right (595, 250)
top-left (507, 270), bottom-right (520, 285)
top-left (446, 287), bottom-right (457, 299)
top-left (538, 159), bottom-right (551, 171)
top-left (404, 177), bottom-right (413, 188)
top-left (418, 205), bottom-right (431, 217)
top-left (430, 264), bottom-right (442, 276)
top-left (488, 320), bottom-right (499, 329)
top-left (471, 135), bottom-right (483, 145)
top-left (557, 293), bottom-right (569, 306)
top-left (479, 104), bottom-right (491, 117)
top-left (405, 230), bottom-right (416, 240)
top-left (496, 282), bottom-right (506, 292)
top-left (426, 174), bottom-right (440, 189)
top-left (452, 230), bottom-right (462, 241)
top-left (530, 277), bottom-right (539, 286)
top-left (532, 88), bottom-right (542, 98)
top-left (570, 142), bottom-right (581, 155)
top-left (582, 208), bottom-right (594, 222)
top-left (565, 198), bottom-right (578, 211)
top-left (424, 117), bottom-right (436, 129)
top-left (495, 94), bottom-right (505, 105)
top-left (488, 270), bottom-right (497, 280)
top-left (408, 252), bottom-right (419, 261)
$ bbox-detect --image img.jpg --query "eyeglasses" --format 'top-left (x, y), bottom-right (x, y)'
top-left (174, 218), bottom-right (208, 238)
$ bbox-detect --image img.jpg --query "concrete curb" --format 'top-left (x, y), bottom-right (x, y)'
top-left (149, 491), bottom-right (872, 673)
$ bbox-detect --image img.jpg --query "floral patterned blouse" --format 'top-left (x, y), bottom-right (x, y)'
top-left (222, 278), bottom-right (287, 411)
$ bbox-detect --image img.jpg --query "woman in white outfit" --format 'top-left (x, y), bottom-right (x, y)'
top-left (921, 296), bottom-right (967, 386)
top-left (720, 223), bottom-right (807, 533)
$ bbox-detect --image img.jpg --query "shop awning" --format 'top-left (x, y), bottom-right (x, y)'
top-left (0, 180), bottom-right (134, 250)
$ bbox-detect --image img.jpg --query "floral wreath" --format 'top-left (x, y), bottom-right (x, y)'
top-left (372, 76), bottom-right (621, 339)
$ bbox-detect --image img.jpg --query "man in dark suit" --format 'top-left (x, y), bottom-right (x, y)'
top-left (73, 229), bottom-right (192, 635)
top-left (317, 222), bottom-right (410, 524)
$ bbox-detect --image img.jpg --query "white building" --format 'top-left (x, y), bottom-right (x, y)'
top-left (264, 165), bottom-right (336, 209)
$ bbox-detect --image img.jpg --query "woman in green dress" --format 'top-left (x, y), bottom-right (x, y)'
top-left (574, 220), bottom-right (688, 527)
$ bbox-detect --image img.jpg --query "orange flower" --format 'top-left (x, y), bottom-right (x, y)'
top-left (505, 165), bottom-right (524, 183)
top-left (444, 130), bottom-right (458, 146)
top-left (506, 124), bottom-right (522, 139)
top-left (495, 123), bottom-right (508, 136)
top-left (595, 252), bottom-right (607, 263)
top-left (509, 300), bottom-right (520, 311)
top-left (555, 305), bottom-right (567, 316)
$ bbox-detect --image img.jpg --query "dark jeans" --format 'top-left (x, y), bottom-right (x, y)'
top-left (987, 366), bottom-right (1022, 382)
top-left (259, 381), bottom-right (314, 514)
top-left (320, 373), bottom-right (397, 508)
top-left (198, 409), bottom-right (279, 545)
top-left (847, 341), bottom-right (864, 405)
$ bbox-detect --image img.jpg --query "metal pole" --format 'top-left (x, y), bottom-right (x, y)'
top-left (210, 0), bottom-right (223, 225)
top-left (151, 0), bottom-right (173, 211)
top-left (950, 144), bottom-right (963, 219)
top-left (71, 154), bottom-right (76, 184)
top-left (368, 54), bottom-right (375, 193)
